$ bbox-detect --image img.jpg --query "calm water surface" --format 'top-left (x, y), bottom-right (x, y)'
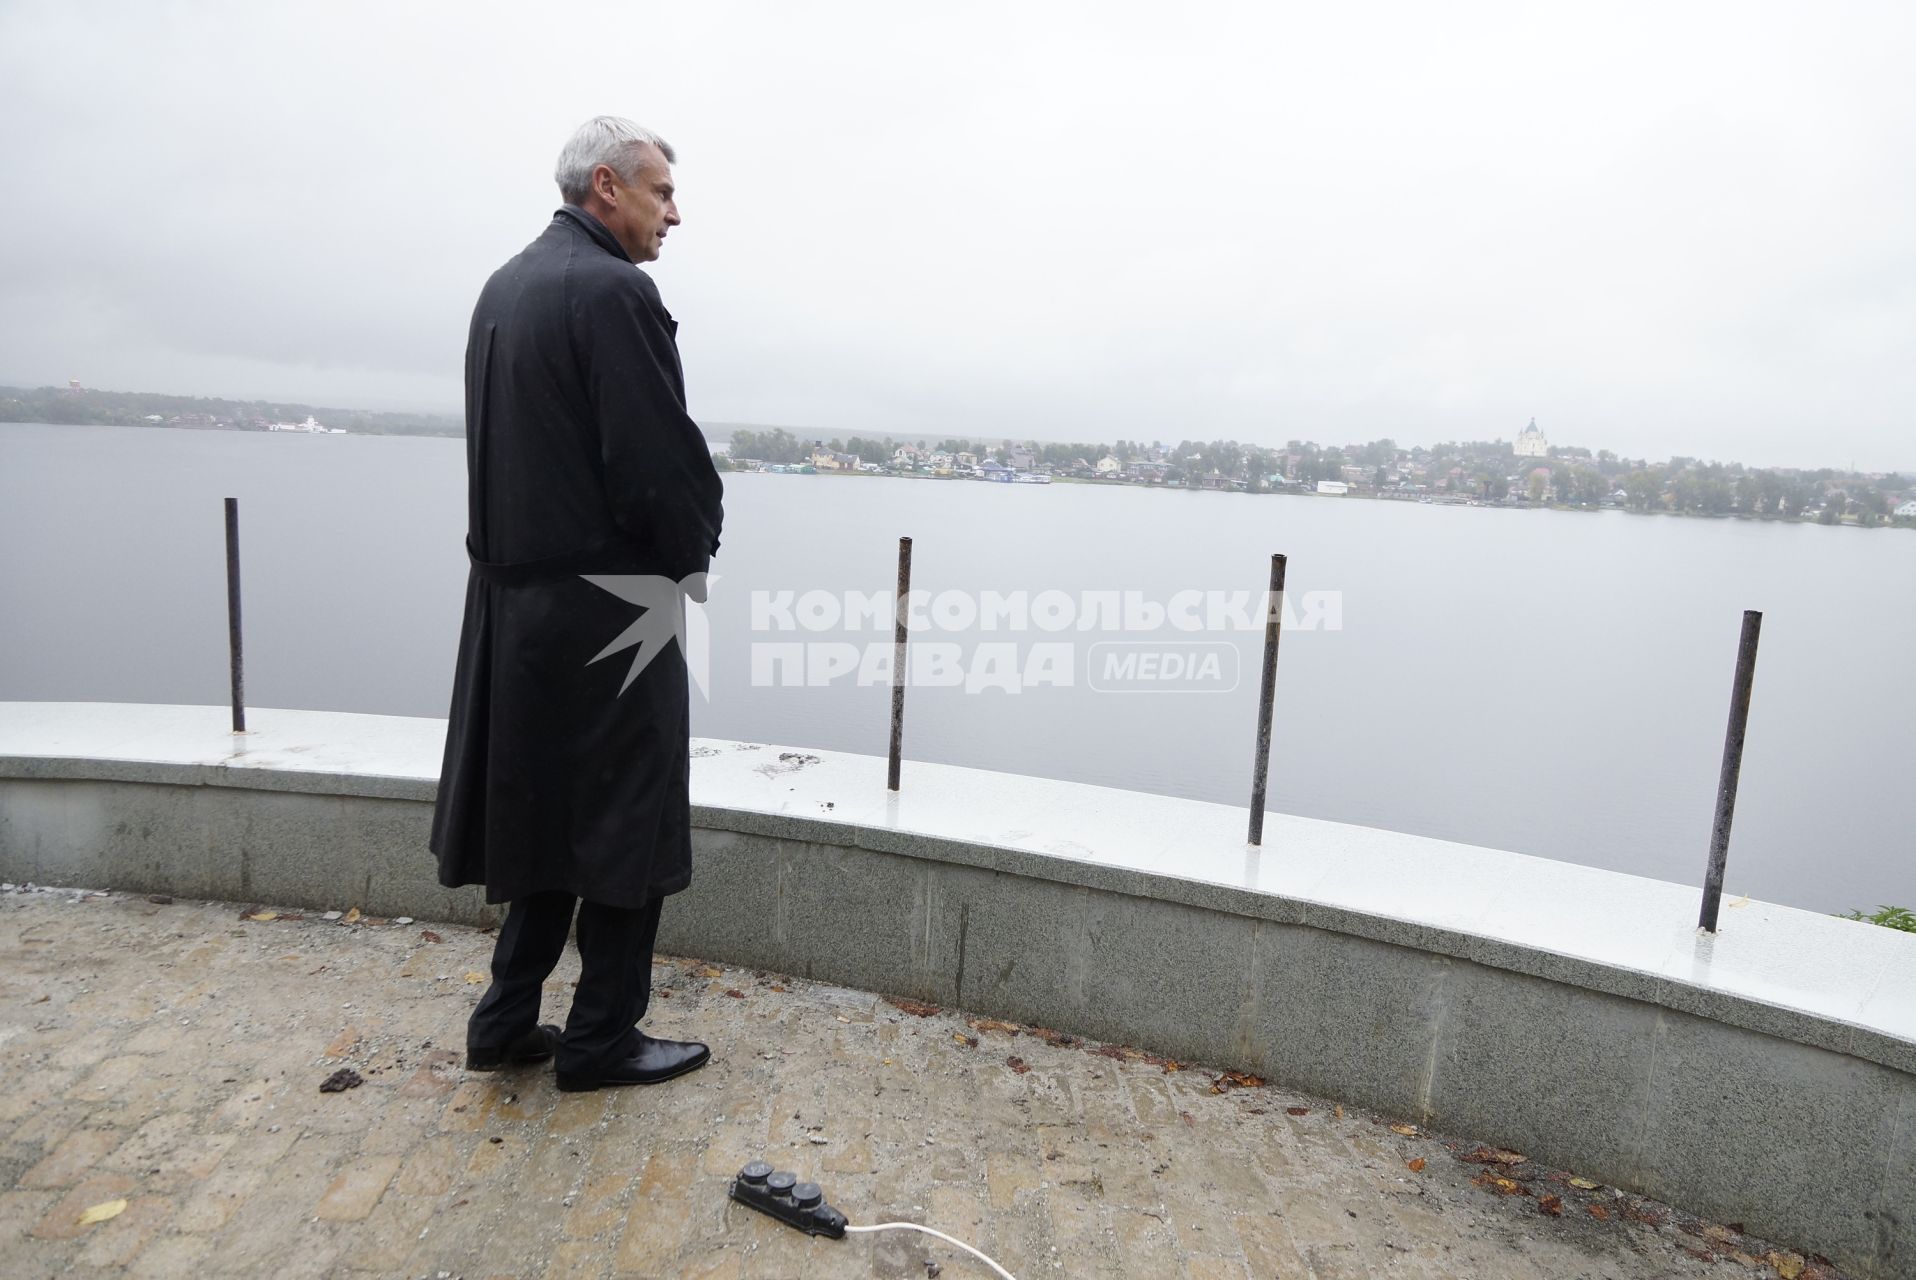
top-left (2, 422), bottom-right (1909, 914)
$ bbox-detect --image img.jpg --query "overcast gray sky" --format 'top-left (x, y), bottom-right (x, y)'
top-left (2, 0), bottom-right (1910, 470)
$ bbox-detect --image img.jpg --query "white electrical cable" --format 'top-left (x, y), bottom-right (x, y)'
top-left (844, 1222), bottom-right (1019, 1279)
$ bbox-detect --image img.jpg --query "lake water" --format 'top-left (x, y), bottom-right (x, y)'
top-left (2, 421), bottom-right (1910, 914)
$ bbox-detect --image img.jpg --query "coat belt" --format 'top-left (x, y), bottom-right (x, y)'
top-left (465, 535), bottom-right (640, 587)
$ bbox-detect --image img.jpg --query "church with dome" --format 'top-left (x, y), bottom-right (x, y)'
top-left (1514, 417), bottom-right (1549, 458)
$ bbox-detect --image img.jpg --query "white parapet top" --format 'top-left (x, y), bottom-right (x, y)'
top-left (0, 700), bottom-right (1910, 1065)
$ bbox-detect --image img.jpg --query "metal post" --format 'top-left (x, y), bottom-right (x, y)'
top-left (1247, 553), bottom-right (1287, 845)
top-left (224, 497), bottom-right (246, 733)
top-left (1699, 610), bottom-right (1762, 932)
top-left (887, 536), bottom-right (912, 791)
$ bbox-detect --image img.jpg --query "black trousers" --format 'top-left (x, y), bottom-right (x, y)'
top-left (467, 891), bottom-right (664, 1076)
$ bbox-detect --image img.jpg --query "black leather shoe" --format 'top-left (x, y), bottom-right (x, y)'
top-left (466, 1023), bottom-right (561, 1071)
top-left (555, 1035), bottom-right (710, 1092)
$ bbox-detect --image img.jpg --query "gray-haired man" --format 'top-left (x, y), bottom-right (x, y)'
top-left (430, 117), bottom-right (724, 1091)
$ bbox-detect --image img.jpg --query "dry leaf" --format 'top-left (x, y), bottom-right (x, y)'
top-left (1285, 1106), bottom-right (1310, 1116)
top-left (1461, 1146), bottom-right (1527, 1166)
top-left (1389, 1123), bottom-right (1419, 1137)
top-left (695, 965), bottom-right (723, 978)
top-left (1407, 1158), bottom-right (1426, 1172)
top-left (724, 989), bottom-right (745, 999)
top-left (1472, 1172), bottom-right (1525, 1196)
top-left (1568, 1177), bottom-right (1599, 1190)
top-left (1588, 1204), bottom-right (1611, 1221)
top-left (1334, 1105), bottom-right (1345, 1120)
top-left (1767, 1252), bottom-right (1804, 1280)
top-left (463, 971), bottom-right (486, 984)
top-left (951, 1033), bottom-right (978, 1048)
top-left (887, 997), bottom-right (943, 1017)
top-left (966, 1016), bottom-right (1021, 1035)
top-left (1006, 1055), bottom-right (1031, 1075)
top-left (244, 911), bottom-right (278, 922)
top-left (420, 930), bottom-right (443, 944)
top-left (342, 907), bottom-right (361, 924)
top-left (769, 985), bottom-right (787, 993)
top-left (76, 1198), bottom-right (127, 1225)
top-left (1178, 1110), bottom-right (1195, 1127)
top-left (1539, 1195), bottom-right (1564, 1217)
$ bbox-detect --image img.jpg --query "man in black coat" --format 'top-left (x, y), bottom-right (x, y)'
top-left (430, 116), bottom-right (724, 1092)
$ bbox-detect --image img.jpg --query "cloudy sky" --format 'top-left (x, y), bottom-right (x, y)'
top-left (2, 0), bottom-right (1910, 470)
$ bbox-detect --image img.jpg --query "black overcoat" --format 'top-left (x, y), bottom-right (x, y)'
top-left (429, 206), bottom-right (723, 908)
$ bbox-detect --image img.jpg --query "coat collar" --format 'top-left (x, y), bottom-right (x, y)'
top-left (554, 205), bottom-right (632, 264)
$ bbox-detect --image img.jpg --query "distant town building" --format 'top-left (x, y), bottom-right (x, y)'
top-left (1895, 499), bottom-right (1916, 519)
top-left (1316, 480), bottom-right (1350, 495)
top-left (809, 446), bottom-right (858, 471)
top-left (1514, 418), bottom-right (1549, 458)
top-left (1095, 455), bottom-right (1122, 476)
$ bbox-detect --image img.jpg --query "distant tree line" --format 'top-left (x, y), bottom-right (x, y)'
top-left (0, 385), bottom-right (464, 437)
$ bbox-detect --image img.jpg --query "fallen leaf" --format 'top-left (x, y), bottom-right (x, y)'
top-left (363, 917), bottom-right (388, 927)
top-left (1006, 1056), bottom-right (1031, 1075)
top-left (1334, 1105), bottom-right (1345, 1120)
top-left (76, 1198), bottom-right (127, 1225)
top-left (1471, 1172), bottom-right (1526, 1196)
top-left (1389, 1123), bottom-right (1419, 1137)
top-left (834, 1014), bottom-right (850, 1023)
top-left (1407, 1158), bottom-right (1426, 1172)
top-left (1539, 1195), bottom-right (1563, 1217)
top-left (951, 1033), bottom-right (978, 1048)
top-left (966, 1016), bottom-right (1021, 1035)
top-left (463, 972), bottom-right (486, 984)
top-left (695, 965), bottom-right (724, 978)
top-left (887, 997), bottom-right (942, 1017)
top-left (1285, 1106), bottom-right (1310, 1116)
top-left (1161, 1060), bottom-right (1183, 1073)
top-left (420, 930), bottom-right (443, 944)
top-left (1178, 1111), bottom-right (1195, 1127)
top-left (1588, 1204), bottom-right (1610, 1221)
top-left (244, 911), bottom-right (278, 922)
top-left (1460, 1146), bottom-right (1527, 1166)
top-left (724, 989), bottom-right (745, 999)
top-left (145, 894), bottom-right (173, 905)
top-left (769, 985), bottom-right (787, 993)
top-left (342, 907), bottom-right (361, 924)
top-left (1767, 1252), bottom-right (1804, 1279)
top-left (1568, 1177), bottom-right (1599, 1190)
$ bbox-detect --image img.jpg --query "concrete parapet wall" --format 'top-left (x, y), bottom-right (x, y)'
top-left (1, 703), bottom-right (1912, 1277)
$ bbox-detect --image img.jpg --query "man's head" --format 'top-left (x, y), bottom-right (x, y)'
top-left (555, 116), bottom-right (680, 264)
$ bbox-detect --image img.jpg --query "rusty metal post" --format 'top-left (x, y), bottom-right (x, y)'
top-left (224, 497), bottom-right (246, 733)
top-left (1699, 610), bottom-right (1762, 932)
top-left (1247, 553), bottom-right (1287, 845)
top-left (887, 536), bottom-right (913, 791)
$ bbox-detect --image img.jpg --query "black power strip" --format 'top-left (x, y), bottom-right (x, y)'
top-left (728, 1161), bottom-right (849, 1238)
